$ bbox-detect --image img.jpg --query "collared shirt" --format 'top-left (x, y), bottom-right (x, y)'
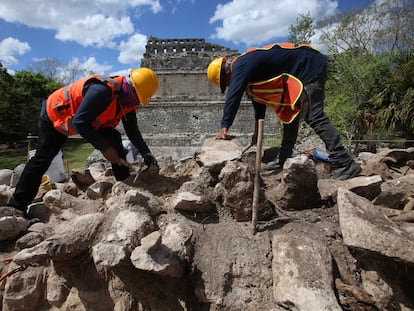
top-left (221, 44), bottom-right (327, 129)
top-left (41, 79), bottom-right (150, 155)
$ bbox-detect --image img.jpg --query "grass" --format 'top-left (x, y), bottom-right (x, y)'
top-left (61, 139), bottom-right (94, 171)
top-left (0, 138), bottom-right (94, 172)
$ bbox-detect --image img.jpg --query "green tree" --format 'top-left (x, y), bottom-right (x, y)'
top-left (288, 12), bottom-right (315, 44)
top-left (318, 0), bottom-right (414, 141)
top-left (318, 0), bottom-right (413, 55)
top-left (0, 70), bottom-right (60, 145)
top-left (0, 63), bottom-right (15, 142)
top-left (370, 50), bottom-right (414, 139)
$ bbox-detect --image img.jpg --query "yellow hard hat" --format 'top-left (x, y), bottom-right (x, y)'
top-left (130, 67), bottom-right (158, 106)
top-left (207, 56), bottom-right (227, 93)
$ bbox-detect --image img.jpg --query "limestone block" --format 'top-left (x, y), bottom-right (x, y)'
top-left (0, 214), bottom-right (28, 241)
top-left (172, 191), bottom-right (215, 213)
top-left (0, 169), bottom-right (13, 186)
top-left (338, 187), bottom-right (414, 264)
top-left (13, 213), bottom-right (105, 265)
top-left (273, 155), bottom-right (321, 210)
top-left (3, 266), bottom-right (45, 311)
top-left (318, 175), bottom-right (383, 202)
top-left (197, 138), bottom-right (243, 166)
top-left (272, 233), bottom-right (342, 311)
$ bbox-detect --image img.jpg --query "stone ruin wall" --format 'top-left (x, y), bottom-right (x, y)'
top-left (141, 37), bottom-right (236, 101)
top-left (130, 37), bottom-right (280, 155)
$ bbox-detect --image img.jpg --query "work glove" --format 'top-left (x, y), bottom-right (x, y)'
top-left (142, 153), bottom-right (159, 176)
top-left (143, 153), bottom-right (158, 167)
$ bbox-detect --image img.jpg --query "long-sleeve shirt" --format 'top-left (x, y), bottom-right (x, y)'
top-left (221, 44), bottom-right (328, 129)
top-left (41, 80), bottom-right (151, 156)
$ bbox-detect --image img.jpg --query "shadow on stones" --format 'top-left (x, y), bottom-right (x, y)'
top-left (125, 174), bottom-right (190, 196)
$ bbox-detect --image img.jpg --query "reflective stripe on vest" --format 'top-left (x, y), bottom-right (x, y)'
top-left (234, 43), bottom-right (314, 124)
top-left (246, 73), bottom-right (303, 124)
top-left (46, 75), bottom-right (124, 136)
top-left (244, 42), bottom-right (315, 54)
top-left (97, 76), bottom-right (121, 93)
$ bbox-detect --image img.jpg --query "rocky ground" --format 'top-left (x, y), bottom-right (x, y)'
top-left (0, 138), bottom-right (414, 311)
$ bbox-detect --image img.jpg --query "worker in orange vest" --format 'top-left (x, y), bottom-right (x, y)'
top-left (8, 68), bottom-right (159, 219)
top-left (207, 43), bottom-right (361, 180)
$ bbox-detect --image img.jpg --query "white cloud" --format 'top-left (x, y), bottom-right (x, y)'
top-left (0, 37), bottom-right (31, 66)
top-left (0, 0), bottom-right (161, 48)
top-left (57, 56), bottom-right (113, 83)
top-left (209, 0), bottom-right (338, 46)
top-left (79, 57), bottom-right (113, 74)
top-left (56, 15), bottom-right (134, 48)
top-left (118, 33), bottom-right (148, 66)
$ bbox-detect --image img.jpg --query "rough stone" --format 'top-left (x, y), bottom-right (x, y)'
top-left (318, 175), bottom-right (383, 202)
top-left (0, 215), bottom-right (28, 241)
top-left (197, 138), bottom-right (243, 166)
top-left (130, 223), bottom-right (191, 278)
top-left (0, 169), bottom-right (13, 186)
top-left (373, 175), bottom-right (414, 208)
top-left (86, 180), bottom-right (113, 200)
top-left (1, 131), bottom-right (414, 310)
top-left (2, 266), bottom-right (45, 311)
top-left (337, 187), bottom-right (414, 264)
top-left (172, 191), bottom-right (215, 213)
top-left (13, 213), bottom-right (105, 265)
top-left (92, 209), bottom-right (155, 273)
top-left (272, 233), bottom-right (342, 311)
top-left (272, 155), bottom-right (321, 210)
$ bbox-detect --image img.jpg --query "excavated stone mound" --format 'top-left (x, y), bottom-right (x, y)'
top-left (1, 140), bottom-right (414, 311)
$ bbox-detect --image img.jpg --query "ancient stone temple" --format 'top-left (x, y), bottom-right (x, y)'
top-left (133, 36), bottom-right (279, 159)
top-left (141, 36), bottom-right (239, 100)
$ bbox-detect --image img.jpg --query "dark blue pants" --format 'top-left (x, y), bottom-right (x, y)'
top-left (11, 119), bottom-right (128, 210)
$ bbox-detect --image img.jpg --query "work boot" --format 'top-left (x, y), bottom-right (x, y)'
top-left (331, 161), bottom-right (362, 180)
top-left (7, 197), bottom-right (26, 214)
top-left (261, 159), bottom-right (282, 171)
top-left (7, 197), bottom-right (41, 225)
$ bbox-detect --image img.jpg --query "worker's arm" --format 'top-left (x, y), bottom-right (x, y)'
top-left (220, 65), bottom-right (249, 130)
top-left (72, 82), bottom-right (119, 162)
top-left (216, 67), bottom-right (249, 140)
top-left (218, 54), bottom-right (259, 141)
top-left (122, 111), bottom-right (157, 167)
top-left (122, 111), bottom-right (151, 156)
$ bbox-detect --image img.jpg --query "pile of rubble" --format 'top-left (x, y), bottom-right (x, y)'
top-left (0, 139), bottom-right (413, 311)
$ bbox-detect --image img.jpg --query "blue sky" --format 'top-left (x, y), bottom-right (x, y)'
top-left (0, 0), bottom-right (374, 77)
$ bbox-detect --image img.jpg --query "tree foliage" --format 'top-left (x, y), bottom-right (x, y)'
top-left (369, 51), bottom-right (414, 138)
top-left (0, 65), bottom-right (60, 144)
top-left (288, 12), bottom-right (315, 45)
top-left (316, 0), bottom-right (414, 140)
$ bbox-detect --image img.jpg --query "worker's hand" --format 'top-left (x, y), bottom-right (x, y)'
top-left (215, 128), bottom-right (231, 140)
top-left (143, 153), bottom-right (158, 167)
top-left (102, 147), bottom-right (121, 165)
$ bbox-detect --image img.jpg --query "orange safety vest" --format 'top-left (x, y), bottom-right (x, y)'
top-left (236, 43), bottom-right (315, 124)
top-left (46, 75), bottom-right (136, 136)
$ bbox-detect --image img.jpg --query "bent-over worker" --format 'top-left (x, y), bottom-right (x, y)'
top-left (9, 67), bottom-right (159, 218)
top-left (207, 42), bottom-right (361, 180)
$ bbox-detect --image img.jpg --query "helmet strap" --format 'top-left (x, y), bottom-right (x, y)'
top-left (126, 78), bottom-right (141, 106)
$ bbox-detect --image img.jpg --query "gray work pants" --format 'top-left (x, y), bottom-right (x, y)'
top-left (279, 79), bottom-right (353, 169)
